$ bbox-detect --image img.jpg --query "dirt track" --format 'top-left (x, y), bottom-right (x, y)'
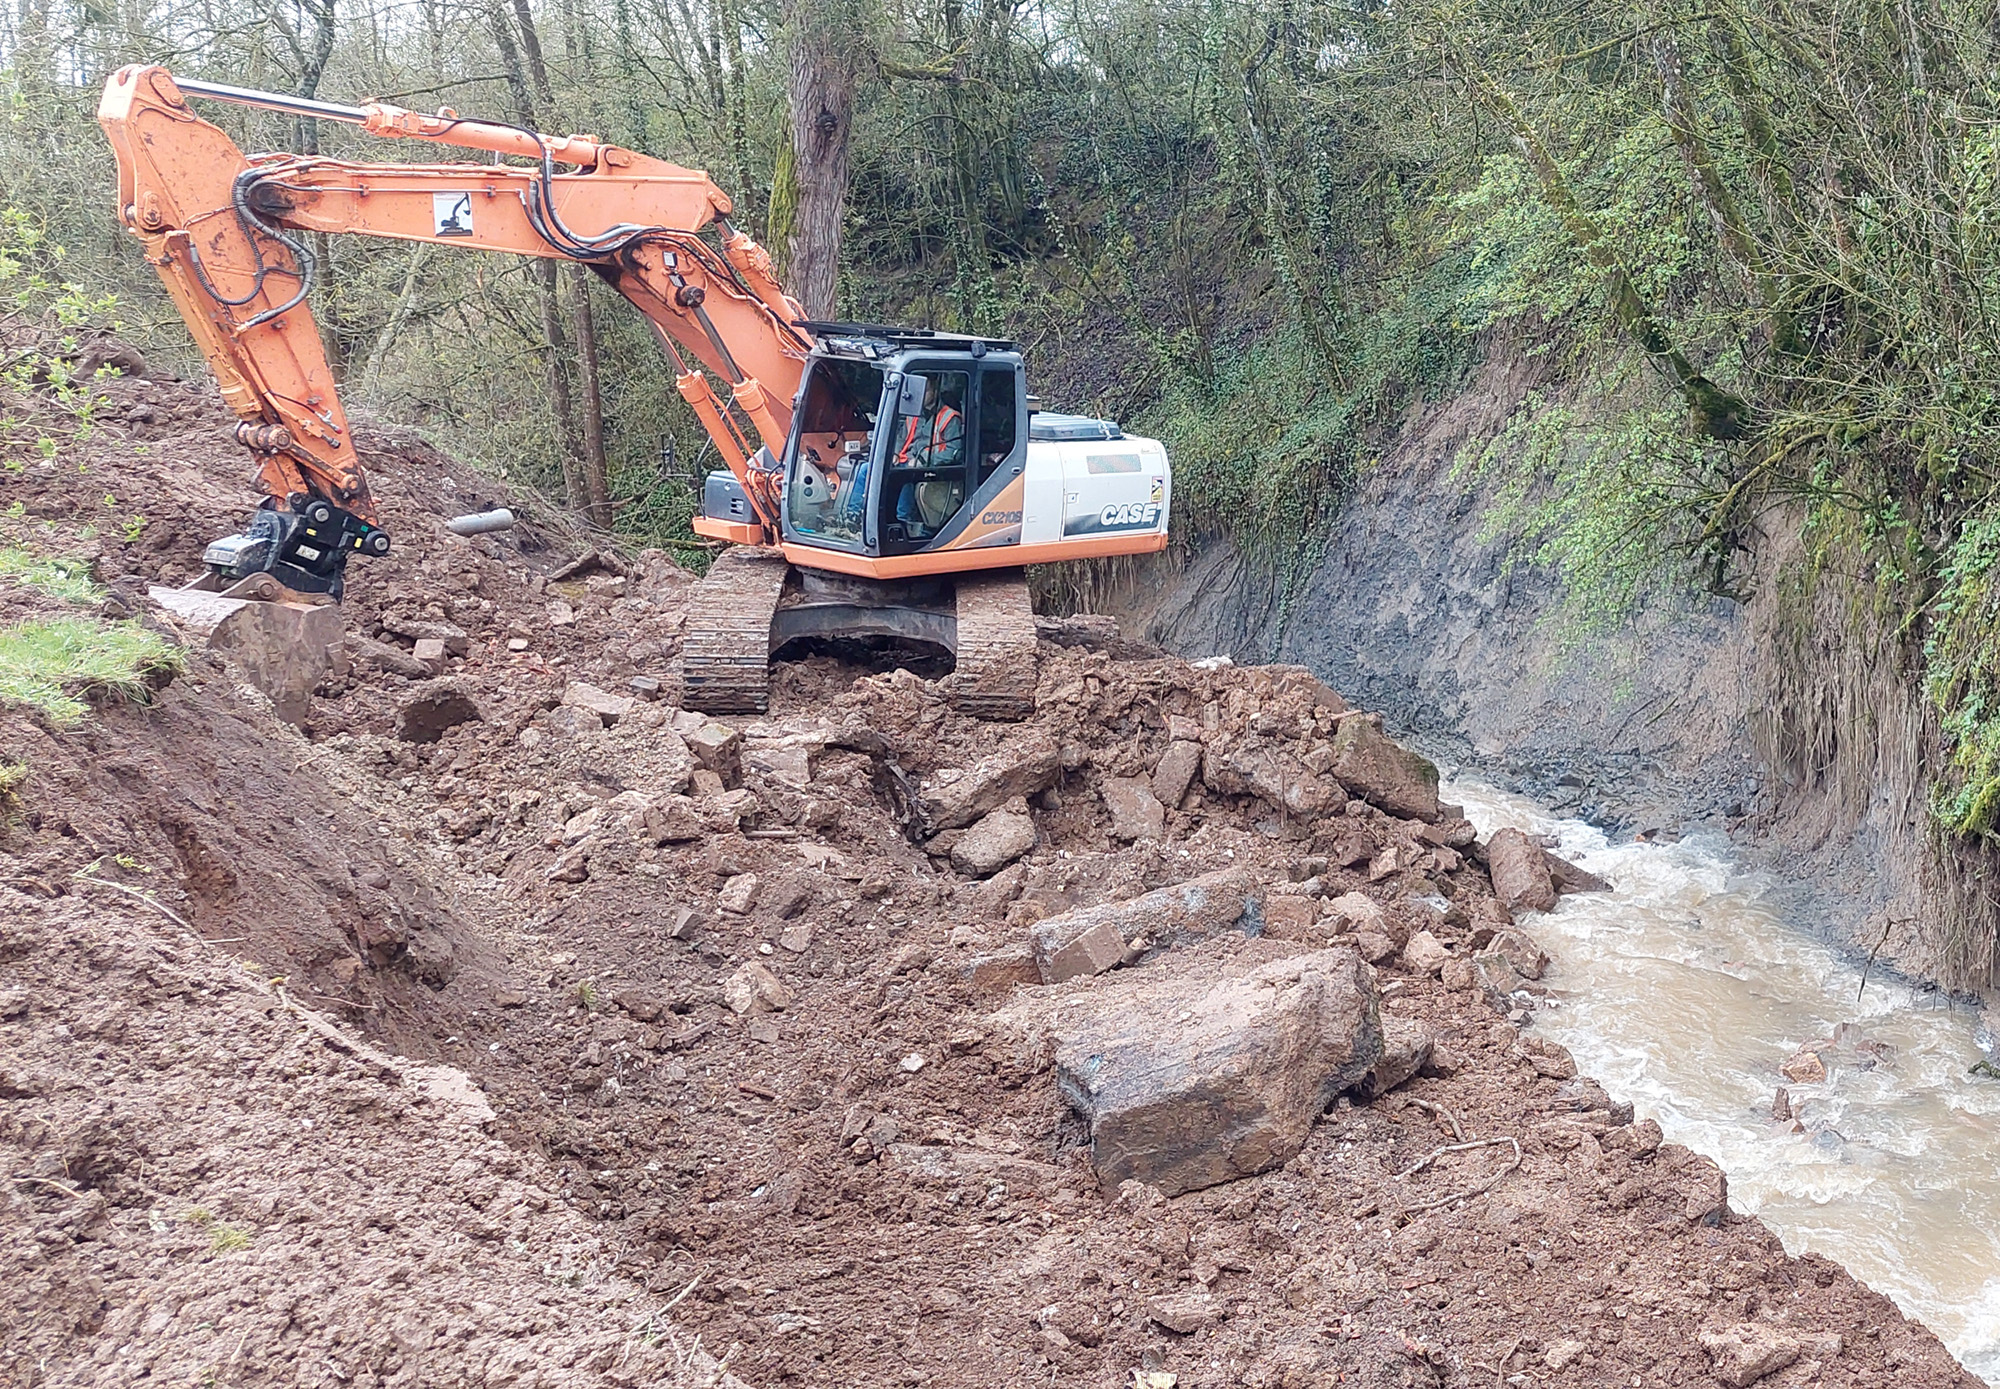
top-left (0, 366), bottom-right (1980, 1388)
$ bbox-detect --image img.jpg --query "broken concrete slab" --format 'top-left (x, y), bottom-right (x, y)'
top-left (951, 808), bottom-right (1037, 877)
top-left (997, 945), bottom-right (1382, 1196)
top-left (685, 721), bottom-right (742, 781)
top-left (922, 729), bottom-right (1062, 830)
top-left (1101, 776), bottom-right (1165, 841)
top-left (1328, 716), bottom-right (1439, 822)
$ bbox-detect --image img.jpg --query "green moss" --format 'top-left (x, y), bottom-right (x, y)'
top-left (0, 616), bottom-right (181, 725)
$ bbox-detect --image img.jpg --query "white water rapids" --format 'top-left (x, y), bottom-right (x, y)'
top-left (1447, 779), bottom-right (2000, 1383)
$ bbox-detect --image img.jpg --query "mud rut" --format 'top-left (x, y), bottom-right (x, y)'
top-left (0, 370), bottom-right (1981, 1389)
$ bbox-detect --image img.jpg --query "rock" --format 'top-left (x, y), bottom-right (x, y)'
top-left (1699, 1324), bottom-right (1842, 1387)
top-left (628, 675), bottom-right (663, 701)
top-left (1144, 1290), bottom-right (1221, 1334)
top-left (614, 989), bottom-right (664, 1022)
top-left (690, 768), bottom-right (726, 797)
top-left (1486, 828), bottom-right (1557, 913)
top-left (1547, 850), bottom-right (1611, 894)
top-left (951, 809), bottom-right (1038, 877)
top-left (1029, 913), bottom-right (1128, 985)
top-left (998, 947), bottom-right (1383, 1196)
top-left (1322, 891), bottom-right (1388, 935)
top-left (721, 961), bottom-right (791, 1015)
top-left (641, 795), bottom-right (706, 844)
top-left (1034, 613), bottom-right (1120, 648)
top-left (381, 615), bottom-right (470, 655)
top-left (1352, 931), bottom-right (1397, 964)
top-left (1028, 870), bottom-right (1260, 983)
top-left (1781, 1048), bottom-right (1827, 1084)
top-left (562, 680), bottom-right (636, 727)
top-left (685, 722), bottom-right (742, 781)
top-left (1400, 929), bottom-right (1451, 975)
top-left (717, 872), bottom-right (761, 915)
top-left (744, 741), bottom-right (813, 787)
top-left (1682, 1153), bottom-right (1729, 1225)
top-left (1770, 1086), bottom-right (1793, 1122)
top-left (1261, 895), bottom-right (1318, 941)
top-left (545, 843), bottom-right (589, 883)
top-left (393, 680), bottom-right (484, 743)
top-left (1101, 777), bottom-right (1165, 841)
top-left (1355, 1016), bottom-right (1434, 1098)
top-left (777, 922), bottom-right (813, 953)
top-left (348, 633), bottom-right (431, 678)
top-left (960, 945), bottom-right (1041, 997)
top-left (922, 730), bottom-right (1062, 830)
top-left (1151, 740), bottom-right (1203, 808)
top-left (1487, 928), bottom-right (1549, 981)
top-left (1327, 717), bottom-right (1439, 821)
top-left (411, 637), bottom-right (448, 669)
top-left (1201, 736), bottom-right (1344, 818)
top-left (1518, 1035), bottom-right (1576, 1079)
top-left (666, 906), bottom-right (704, 940)
top-left (1544, 1339), bottom-right (1587, 1372)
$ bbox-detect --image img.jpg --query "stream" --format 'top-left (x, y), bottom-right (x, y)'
top-left (1447, 779), bottom-right (2000, 1384)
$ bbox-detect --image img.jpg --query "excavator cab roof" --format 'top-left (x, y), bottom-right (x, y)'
top-left (795, 320), bottom-right (1018, 360)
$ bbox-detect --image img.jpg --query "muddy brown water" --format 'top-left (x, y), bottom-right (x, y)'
top-left (1451, 779), bottom-right (2000, 1384)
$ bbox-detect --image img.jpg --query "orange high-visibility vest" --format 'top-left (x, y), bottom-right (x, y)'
top-left (896, 404), bottom-right (961, 466)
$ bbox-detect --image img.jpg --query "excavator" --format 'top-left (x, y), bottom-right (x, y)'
top-left (97, 65), bottom-right (1171, 717)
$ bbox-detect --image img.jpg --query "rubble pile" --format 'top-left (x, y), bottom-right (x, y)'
top-left (0, 364), bottom-right (1981, 1387)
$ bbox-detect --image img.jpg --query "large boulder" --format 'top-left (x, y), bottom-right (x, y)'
top-left (1028, 869), bottom-right (1260, 983)
top-left (995, 945), bottom-right (1382, 1196)
top-left (1486, 828), bottom-right (1558, 912)
top-left (1201, 734), bottom-right (1344, 818)
top-left (1328, 716), bottom-right (1440, 821)
top-left (1150, 739), bottom-right (1203, 808)
top-left (922, 730), bottom-right (1062, 830)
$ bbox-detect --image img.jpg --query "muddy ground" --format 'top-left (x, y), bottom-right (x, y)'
top-left (0, 362), bottom-right (1981, 1388)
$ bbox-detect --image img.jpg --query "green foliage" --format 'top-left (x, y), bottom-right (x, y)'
top-left (1925, 507), bottom-right (2000, 837)
top-left (0, 546), bottom-right (104, 605)
top-left (0, 615), bottom-right (182, 725)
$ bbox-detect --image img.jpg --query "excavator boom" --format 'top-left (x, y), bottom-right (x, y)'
top-left (97, 64), bottom-right (809, 593)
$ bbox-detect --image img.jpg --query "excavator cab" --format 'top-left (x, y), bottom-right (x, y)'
top-left (761, 325), bottom-right (1027, 563)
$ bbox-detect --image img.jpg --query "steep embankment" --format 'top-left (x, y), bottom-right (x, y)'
top-left (1128, 349), bottom-right (1936, 979)
top-left (0, 360), bottom-right (1978, 1387)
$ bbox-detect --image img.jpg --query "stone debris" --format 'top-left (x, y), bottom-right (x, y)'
top-left (721, 960), bottom-right (791, 1015)
top-left (561, 680), bottom-right (636, 726)
top-left (1781, 1048), bottom-right (1828, 1084)
top-left (1101, 776), bottom-right (1165, 841)
top-left (1150, 739), bottom-right (1203, 809)
top-left (1028, 870), bottom-right (1260, 984)
top-left (1400, 929), bottom-right (1451, 975)
top-left (997, 945), bottom-right (1382, 1196)
top-left (393, 679), bottom-right (483, 743)
top-left (685, 721), bottom-right (743, 780)
top-left (1699, 1323), bottom-right (1843, 1387)
top-left (922, 730), bottom-right (1062, 830)
top-left (1356, 1015), bottom-right (1435, 1098)
top-left (717, 872), bottom-right (761, 915)
top-left (1486, 827), bottom-right (1558, 912)
top-left (1327, 715), bottom-right (1440, 821)
top-left (951, 807), bottom-right (1038, 877)
top-left (1144, 1290), bottom-right (1221, 1334)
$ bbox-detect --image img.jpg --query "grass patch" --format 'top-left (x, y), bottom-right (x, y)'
top-left (0, 546), bottom-right (103, 605)
top-left (208, 1225), bottom-right (250, 1254)
top-left (0, 616), bottom-right (180, 724)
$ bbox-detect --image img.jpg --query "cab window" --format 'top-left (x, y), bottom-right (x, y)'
top-left (977, 368), bottom-right (1018, 482)
top-left (787, 358), bottom-right (885, 546)
top-left (882, 369), bottom-right (969, 550)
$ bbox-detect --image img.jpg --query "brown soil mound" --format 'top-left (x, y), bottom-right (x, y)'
top-left (0, 364), bottom-right (1979, 1388)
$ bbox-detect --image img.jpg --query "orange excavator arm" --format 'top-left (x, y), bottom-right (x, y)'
top-left (97, 64), bottom-right (808, 595)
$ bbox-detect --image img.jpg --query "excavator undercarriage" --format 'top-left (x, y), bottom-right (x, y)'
top-left (681, 553), bottom-right (1039, 718)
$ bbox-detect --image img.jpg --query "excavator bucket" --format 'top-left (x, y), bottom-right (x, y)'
top-left (149, 573), bottom-right (346, 725)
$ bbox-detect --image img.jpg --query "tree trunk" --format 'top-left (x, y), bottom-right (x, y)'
top-left (569, 266), bottom-right (612, 526)
top-left (784, 0), bottom-right (860, 319)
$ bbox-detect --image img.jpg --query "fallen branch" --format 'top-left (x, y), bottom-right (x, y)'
top-left (1395, 1136), bottom-right (1523, 1215)
top-left (72, 875), bottom-right (202, 936)
top-left (1406, 1098), bottom-right (1463, 1141)
top-left (11, 1175), bottom-right (87, 1199)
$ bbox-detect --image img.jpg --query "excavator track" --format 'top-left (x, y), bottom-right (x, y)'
top-left (947, 568), bottom-right (1040, 720)
top-left (681, 547), bottom-right (788, 714)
